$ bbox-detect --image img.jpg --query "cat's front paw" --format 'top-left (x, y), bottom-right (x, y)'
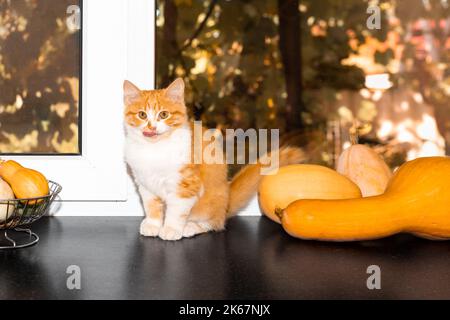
top-left (140, 218), bottom-right (161, 237)
top-left (159, 226), bottom-right (184, 241)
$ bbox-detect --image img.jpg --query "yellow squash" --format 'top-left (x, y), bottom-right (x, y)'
top-left (258, 164), bottom-right (362, 223)
top-left (280, 157), bottom-right (450, 242)
top-left (0, 160), bottom-right (49, 203)
top-left (337, 144), bottom-right (392, 197)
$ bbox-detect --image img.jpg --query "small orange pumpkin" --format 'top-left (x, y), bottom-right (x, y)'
top-left (0, 160), bottom-right (49, 203)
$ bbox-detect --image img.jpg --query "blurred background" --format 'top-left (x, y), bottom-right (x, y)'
top-left (0, 0), bottom-right (81, 154)
top-left (156, 0), bottom-right (450, 168)
top-left (0, 0), bottom-right (449, 169)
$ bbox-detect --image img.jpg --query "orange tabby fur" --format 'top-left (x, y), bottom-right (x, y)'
top-left (124, 78), bottom-right (304, 240)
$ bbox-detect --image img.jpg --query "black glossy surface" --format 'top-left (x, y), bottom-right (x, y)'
top-left (1, 216), bottom-right (450, 300)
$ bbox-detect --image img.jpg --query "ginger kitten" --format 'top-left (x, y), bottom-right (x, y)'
top-left (124, 78), bottom-right (303, 241)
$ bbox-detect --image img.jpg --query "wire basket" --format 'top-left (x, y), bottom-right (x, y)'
top-left (0, 181), bottom-right (62, 249)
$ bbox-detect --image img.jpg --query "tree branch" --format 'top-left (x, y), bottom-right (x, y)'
top-left (179, 0), bottom-right (218, 53)
top-left (278, 0), bottom-right (304, 131)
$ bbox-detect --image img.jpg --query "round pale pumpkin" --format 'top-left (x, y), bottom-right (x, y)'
top-left (258, 164), bottom-right (362, 223)
top-left (0, 178), bottom-right (15, 223)
top-left (337, 144), bottom-right (392, 197)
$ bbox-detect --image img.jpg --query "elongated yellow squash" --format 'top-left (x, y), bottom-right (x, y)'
top-left (280, 157), bottom-right (450, 242)
top-left (258, 164), bottom-right (362, 223)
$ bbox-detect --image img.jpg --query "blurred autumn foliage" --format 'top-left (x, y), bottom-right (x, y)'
top-left (1, 0), bottom-right (449, 166)
top-left (0, 0), bottom-right (80, 154)
top-left (157, 0), bottom-right (450, 167)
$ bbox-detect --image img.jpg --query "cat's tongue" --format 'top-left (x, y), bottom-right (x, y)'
top-left (143, 129), bottom-right (157, 138)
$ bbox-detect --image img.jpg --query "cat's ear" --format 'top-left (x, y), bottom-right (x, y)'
top-left (123, 80), bottom-right (141, 105)
top-left (165, 78), bottom-right (185, 104)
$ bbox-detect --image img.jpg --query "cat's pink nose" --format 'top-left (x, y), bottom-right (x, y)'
top-left (143, 127), bottom-right (157, 137)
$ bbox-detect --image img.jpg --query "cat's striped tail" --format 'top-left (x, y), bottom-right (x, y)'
top-left (227, 146), bottom-right (305, 217)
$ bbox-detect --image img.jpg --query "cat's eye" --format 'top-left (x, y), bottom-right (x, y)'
top-left (158, 111), bottom-right (170, 120)
top-left (138, 111), bottom-right (147, 120)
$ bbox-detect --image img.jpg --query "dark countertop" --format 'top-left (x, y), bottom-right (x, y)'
top-left (1, 216), bottom-right (450, 300)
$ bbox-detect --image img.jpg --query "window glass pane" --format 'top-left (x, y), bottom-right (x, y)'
top-left (0, 0), bottom-right (81, 155)
top-left (156, 0), bottom-right (450, 168)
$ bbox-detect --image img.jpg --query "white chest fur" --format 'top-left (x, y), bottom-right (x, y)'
top-left (125, 126), bottom-right (192, 199)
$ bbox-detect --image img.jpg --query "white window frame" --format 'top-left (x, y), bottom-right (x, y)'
top-left (4, 0), bottom-right (154, 216)
top-left (5, 0), bottom-right (259, 216)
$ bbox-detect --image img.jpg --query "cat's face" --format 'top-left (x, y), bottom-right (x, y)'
top-left (123, 78), bottom-right (188, 141)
